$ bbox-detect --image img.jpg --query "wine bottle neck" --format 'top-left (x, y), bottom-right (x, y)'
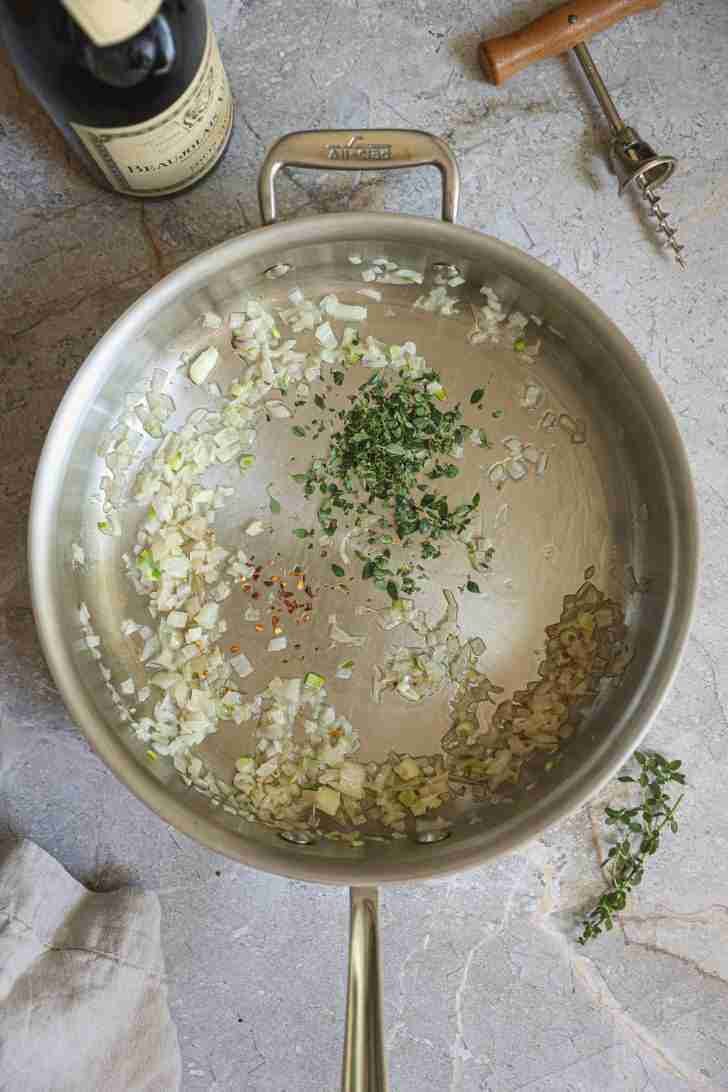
top-left (61, 0), bottom-right (163, 48)
top-left (74, 12), bottom-right (177, 90)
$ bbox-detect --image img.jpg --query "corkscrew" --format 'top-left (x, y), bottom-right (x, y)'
top-left (479, 0), bottom-right (686, 268)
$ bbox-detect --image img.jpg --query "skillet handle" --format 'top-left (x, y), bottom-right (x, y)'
top-left (258, 129), bottom-right (460, 225)
top-left (342, 887), bottom-right (388, 1092)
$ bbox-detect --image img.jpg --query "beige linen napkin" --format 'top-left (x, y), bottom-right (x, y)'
top-left (0, 838), bottom-right (181, 1092)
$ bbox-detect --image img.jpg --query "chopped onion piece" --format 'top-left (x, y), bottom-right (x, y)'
top-left (316, 786), bottom-right (341, 816)
top-left (268, 636), bottom-right (287, 652)
top-left (321, 295), bottom-right (368, 322)
top-left (266, 401), bottom-right (292, 419)
top-left (231, 651), bottom-right (254, 677)
top-left (338, 761), bottom-right (365, 798)
top-left (396, 757), bottom-right (421, 781)
top-left (189, 347), bottom-right (219, 385)
top-left (328, 614), bottom-right (367, 647)
top-left (195, 603), bottom-right (220, 628)
top-left (245, 520), bottom-right (265, 536)
top-left (315, 322), bottom-right (338, 349)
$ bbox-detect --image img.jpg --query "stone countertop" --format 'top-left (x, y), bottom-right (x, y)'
top-left (1, 2), bottom-right (727, 1089)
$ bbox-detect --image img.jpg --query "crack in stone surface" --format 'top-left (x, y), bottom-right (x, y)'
top-left (690, 634), bottom-right (728, 734)
top-left (536, 914), bottom-right (720, 1090)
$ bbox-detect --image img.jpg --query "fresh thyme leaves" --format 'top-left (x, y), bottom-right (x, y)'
top-left (578, 751), bottom-right (686, 944)
top-left (292, 369), bottom-right (480, 577)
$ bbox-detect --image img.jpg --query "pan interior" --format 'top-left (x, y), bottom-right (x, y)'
top-left (36, 224), bottom-right (684, 878)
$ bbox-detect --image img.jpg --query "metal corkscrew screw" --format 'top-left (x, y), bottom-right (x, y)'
top-left (479, 1), bottom-right (686, 270)
top-left (571, 37), bottom-right (686, 268)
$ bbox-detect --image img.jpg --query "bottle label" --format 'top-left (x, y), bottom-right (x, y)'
top-left (70, 22), bottom-right (233, 197)
top-left (62, 1), bottom-right (162, 46)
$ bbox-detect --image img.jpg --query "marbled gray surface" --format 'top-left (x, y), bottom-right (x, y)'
top-left (1, 2), bottom-right (727, 1089)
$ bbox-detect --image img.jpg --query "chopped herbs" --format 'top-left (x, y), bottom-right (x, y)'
top-left (292, 528), bottom-right (311, 539)
top-left (292, 425), bottom-right (306, 437)
top-left (513, 337), bottom-right (526, 352)
top-left (466, 579), bottom-right (480, 593)
top-left (269, 495), bottom-right (281, 514)
top-left (331, 563), bottom-right (345, 578)
top-left (290, 368), bottom-right (482, 579)
top-left (470, 387), bottom-right (485, 405)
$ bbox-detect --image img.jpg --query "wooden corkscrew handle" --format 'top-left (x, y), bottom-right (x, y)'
top-left (479, 0), bottom-right (663, 85)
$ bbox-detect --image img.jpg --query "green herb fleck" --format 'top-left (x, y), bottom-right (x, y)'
top-left (470, 388), bottom-right (485, 405)
top-left (292, 425), bottom-right (306, 438)
top-left (292, 528), bottom-right (310, 539)
top-left (513, 337), bottom-right (526, 352)
top-left (331, 563), bottom-right (345, 578)
top-left (466, 579), bottom-right (480, 593)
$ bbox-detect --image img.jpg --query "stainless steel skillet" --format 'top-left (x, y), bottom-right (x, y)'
top-left (29, 130), bottom-right (698, 1091)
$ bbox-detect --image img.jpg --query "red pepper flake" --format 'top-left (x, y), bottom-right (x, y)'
top-left (230, 644), bottom-right (241, 654)
top-left (255, 624), bottom-right (264, 633)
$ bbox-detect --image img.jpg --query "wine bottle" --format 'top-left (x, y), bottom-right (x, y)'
top-left (0, 0), bottom-right (234, 197)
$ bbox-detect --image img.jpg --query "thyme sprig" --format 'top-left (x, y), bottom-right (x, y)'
top-left (578, 751), bottom-right (686, 944)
